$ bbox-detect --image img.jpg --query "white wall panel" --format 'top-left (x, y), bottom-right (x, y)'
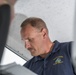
top-left (15, 0), bottom-right (75, 42)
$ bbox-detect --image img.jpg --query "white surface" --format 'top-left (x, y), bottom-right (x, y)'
top-left (15, 0), bottom-right (75, 42)
top-left (1, 48), bottom-right (26, 66)
top-left (1, 62), bottom-right (37, 75)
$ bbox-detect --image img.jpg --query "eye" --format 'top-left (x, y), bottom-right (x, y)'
top-left (28, 38), bottom-right (32, 42)
top-left (28, 38), bottom-right (34, 42)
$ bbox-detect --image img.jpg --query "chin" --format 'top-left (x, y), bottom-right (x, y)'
top-left (31, 53), bottom-right (38, 56)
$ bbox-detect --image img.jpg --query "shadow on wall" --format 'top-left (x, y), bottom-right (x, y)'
top-left (6, 13), bottom-right (33, 61)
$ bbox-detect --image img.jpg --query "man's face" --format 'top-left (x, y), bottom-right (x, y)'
top-left (21, 24), bottom-right (45, 56)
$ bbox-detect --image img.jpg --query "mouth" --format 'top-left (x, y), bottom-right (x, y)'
top-left (28, 48), bottom-right (35, 53)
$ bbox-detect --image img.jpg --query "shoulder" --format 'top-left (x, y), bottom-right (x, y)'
top-left (60, 41), bottom-right (72, 45)
top-left (54, 40), bottom-right (73, 50)
top-left (59, 41), bottom-right (73, 56)
top-left (59, 41), bottom-right (73, 48)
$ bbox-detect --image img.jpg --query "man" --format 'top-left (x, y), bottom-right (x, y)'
top-left (20, 17), bottom-right (75, 75)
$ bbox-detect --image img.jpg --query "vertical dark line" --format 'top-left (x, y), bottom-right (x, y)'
top-left (0, 4), bottom-right (11, 63)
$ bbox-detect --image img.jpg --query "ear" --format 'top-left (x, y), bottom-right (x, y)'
top-left (41, 28), bottom-right (47, 38)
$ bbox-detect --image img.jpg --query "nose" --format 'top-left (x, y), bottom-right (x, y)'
top-left (25, 40), bottom-right (31, 49)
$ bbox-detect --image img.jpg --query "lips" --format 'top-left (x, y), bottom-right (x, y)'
top-left (28, 48), bottom-right (35, 52)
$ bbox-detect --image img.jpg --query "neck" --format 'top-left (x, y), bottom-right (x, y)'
top-left (40, 41), bottom-right (54, 58)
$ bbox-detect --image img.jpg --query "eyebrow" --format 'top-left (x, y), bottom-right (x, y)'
top-left (21, 37), bottom-right (30, 40)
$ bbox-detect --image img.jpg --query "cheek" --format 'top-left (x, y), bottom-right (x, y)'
top-left (31, 42), bottom-right (39, 50)
top-left (35, 41), bottom-right (43, 51)
top-left (31, 37), bottom-right (43, 50)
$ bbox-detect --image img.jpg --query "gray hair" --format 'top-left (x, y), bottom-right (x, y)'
top-left (21, 17), bottom-right (48, 33)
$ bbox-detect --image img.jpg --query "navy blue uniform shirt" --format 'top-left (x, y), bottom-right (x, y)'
top-left (24, 40), bottom-right (76, 75)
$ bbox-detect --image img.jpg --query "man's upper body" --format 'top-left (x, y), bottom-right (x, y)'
top-left (20, 17), bottom-right (75, 75)
top-left (24, 40), bottom-right (75, 75)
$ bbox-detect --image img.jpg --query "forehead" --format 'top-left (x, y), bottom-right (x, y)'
top-left (21, 24), bottom-right (39, 38)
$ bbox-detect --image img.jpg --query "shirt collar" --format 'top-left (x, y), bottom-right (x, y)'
top-left (51, 40), bottom-right (60, 53)
top-left (34, 40), bottom-right (60, 62)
